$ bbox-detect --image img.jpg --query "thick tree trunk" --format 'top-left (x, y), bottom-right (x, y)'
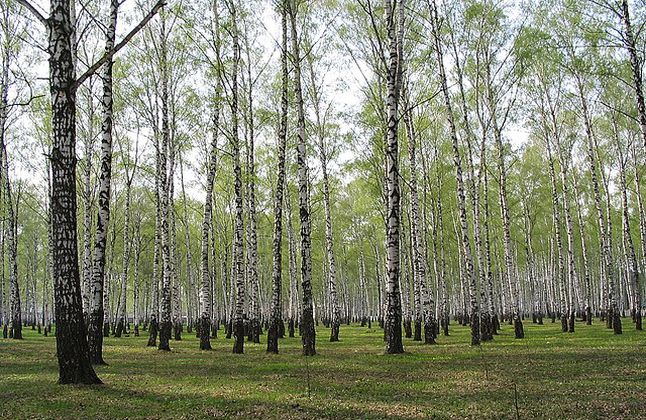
top-left (382, 0), bottom-right (405, 354)
top-left (48, 0), bottom-right (101, 384)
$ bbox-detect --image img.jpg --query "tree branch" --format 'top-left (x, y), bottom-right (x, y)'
top-left (16, 0), bottom-right (48, 26)
top-left (73, 0), bottom-right (166, 90)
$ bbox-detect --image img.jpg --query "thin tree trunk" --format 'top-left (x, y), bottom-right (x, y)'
top-left (613, 120), bottom-right (641, 330)
top-left (157, 8), bottom-right (173, 351)
top-left (429, 0), bottom-right (480, 344)
top-left (229, 2), bottom-right (246, 354)
top-left (88, 0), bottom-right (119, 366)
top-left (288, 0), bottom-right (315, 356)
top-left (267, 1), bottom-right (289, 353)
top-left (576, 75), bottom-right (621, 334)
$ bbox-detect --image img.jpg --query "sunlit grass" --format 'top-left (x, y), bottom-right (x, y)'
top-left (1, 318), bottom-right (644, 419)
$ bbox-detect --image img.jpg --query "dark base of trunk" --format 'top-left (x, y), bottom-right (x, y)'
top-left (560, 314), bottom-right (568, 332)
top-left (330, 322), bottom-right (339, 342)
top-left (267, 317), bottom-right (280, 354)
top-left (385, 317), bottom-right (404, 354)
top-left (88, 311), bottom-right (107, 365)
top-left (403, 319), bottom-right (412, 338)
top-left (158, 321), bottom-right (171, 351)
top-left (2, 324), bottom-right (7, 338)
top-left (301, 313), bottom-right (316, 356)
top-left (173, 322), bottom-right (182, 341)
top-left (288, 318), bottom-right (295, 338)
top-left (470, 313), bottom-right (480, 346)
top-left (103, 322), bottom-right (110, 338)
top-left (568, 312), bottom-right (575, 333)
top-left (11, 322), bottom-right (22, 339)
top-left (114, 319), bottom-right (125, 338)
top-left (610, 308), bottom-right (622, 334)
top-left (635, 309), bottom-right (643, 331)
top-left (442, 315), bottom-right (450, 336)
top-left (226, 320), bottom-right (233, 339)
top-left (413, 320), bottom-right (422, 341)
top-left (233, 318), bottom-right (244, 354)
top-left (57, 361), bottom-right (102, 385)
top-left (514, 316), bottom-right (524, 339)
top-left (147, 318), bottom-right (158, 347)
top-left (424, 319), bottom-right (437, 344)
top-left (134, 324), bottom-right (140, 336)
top-left (492, 314), bottom-right (500, 334)
top-left (254, 320), bottom-right (261, 342)
top-left (480, 313), bottom-right (493, 341)
top-left (199, 316), bottom-right (212, 350)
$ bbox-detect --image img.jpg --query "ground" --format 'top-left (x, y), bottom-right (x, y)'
top-left (1, 319), bottom-right (644, 419)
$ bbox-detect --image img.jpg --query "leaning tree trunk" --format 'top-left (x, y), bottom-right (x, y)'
top-left (429, 0), bottom-right (480, 344)
top-left (613, 121), bottom-right (642, 331)
top-left (89, 0), bottom-right (119, 366)
top-left (490, 80), bottom-right (523, 339)
top-left (267, 1), bottom-right (289, 353)
top-left (621, 0), bottom-right (646, 152)
top-left (577, 75), bottom-right (621, 334)
top-left (288, 0), bottom-right (315, 356)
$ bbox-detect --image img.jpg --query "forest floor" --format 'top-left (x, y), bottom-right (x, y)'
top-left (0, 319), bottom-right (644, 419)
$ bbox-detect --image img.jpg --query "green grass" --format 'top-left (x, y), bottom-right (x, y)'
top-left (1, 319), bottom-right (644, 419)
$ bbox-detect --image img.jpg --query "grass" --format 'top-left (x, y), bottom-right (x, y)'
top-left (0, 319), bottom-right (644, 419)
